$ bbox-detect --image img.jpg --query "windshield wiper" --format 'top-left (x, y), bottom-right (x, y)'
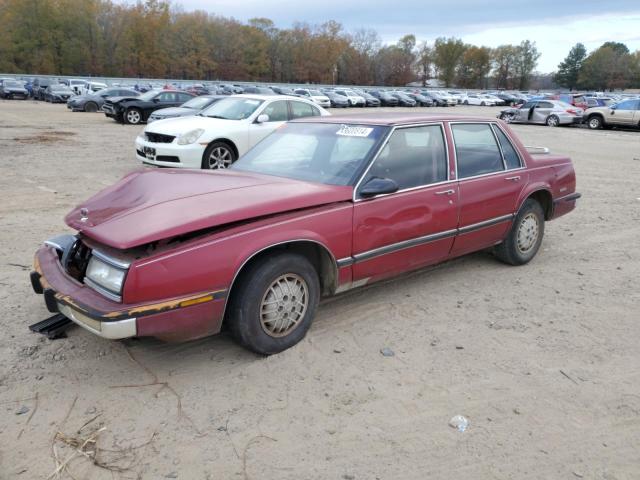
top-left (206, 115), bottom-right (229, 119)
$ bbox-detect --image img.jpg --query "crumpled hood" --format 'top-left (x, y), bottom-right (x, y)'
top-left (65, 169), bottom-right (353, 249)
top-left (105, 95), bottom-right (138, 104)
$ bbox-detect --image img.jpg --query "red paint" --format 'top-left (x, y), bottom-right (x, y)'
top-left (36, 115), bottom-right (580, 341)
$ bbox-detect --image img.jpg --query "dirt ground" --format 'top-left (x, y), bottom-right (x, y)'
top-left (0, 99), bottom-right (639, 480)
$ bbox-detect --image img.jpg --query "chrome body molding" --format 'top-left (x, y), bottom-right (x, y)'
top-left (553, 192), bottom-right (582, 203)
top-left (58, 302), bottom-right (136, 339)
top-left (353, 229), bottom-right (458, 263)
top-left (457, 213), bottom-right (515, 234)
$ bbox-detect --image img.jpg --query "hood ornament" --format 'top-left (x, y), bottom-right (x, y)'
top-left (80, 207), bottom-right (89, 223)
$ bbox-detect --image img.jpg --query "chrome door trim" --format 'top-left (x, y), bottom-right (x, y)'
top-left (458, 213), bottom-right (515, 234)
top-left (352, 229), bottom-right (458, 263)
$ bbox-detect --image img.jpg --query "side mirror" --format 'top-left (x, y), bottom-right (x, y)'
top-left (256, 114), bottom-right (269, 124)
top-left (359, 177), bottom-right (399, 198)
top-left (610, 105), bottom-right (617, 110)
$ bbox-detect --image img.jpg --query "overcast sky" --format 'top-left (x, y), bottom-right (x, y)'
top-left (176, 0), bottom-right (640, 73)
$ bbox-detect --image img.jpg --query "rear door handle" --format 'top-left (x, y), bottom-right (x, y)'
top-left (505, 176), bottom-right (521, 181)
top-left (435, 189), bottom-right (455, 196)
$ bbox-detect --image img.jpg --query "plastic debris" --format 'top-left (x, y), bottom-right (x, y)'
top-left (449, 415), bottom-right (469, 432)
top-left (380, 347), bottom-right (395, 357)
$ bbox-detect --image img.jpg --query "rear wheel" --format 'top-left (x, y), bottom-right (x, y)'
top-left (84, 101), bottom-right (98, 113)
top-left (494, 199), bottom-right (545, 266)
top-left (227, 253), bottom-right (320, 355)
top-left (587, 116), bottom-right (603, 129)
top-left (201, 141), bottom-right (236, 169)
top-left (546, 115), bottom-right (560, 127)
top-left (125, 108), bottom-right (142, 124)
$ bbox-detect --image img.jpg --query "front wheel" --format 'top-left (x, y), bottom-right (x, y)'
top-left (201, 141), bottom-right (237, 169)
top-left (500, 112), bottom-right (515, 123)
top-left (227, 253), bottom-right (320, 355)
top-left (125, 108), bottom-right (142, 124)
top-left (84, 101), bottom-right (98, 113)
top-left (493, 199), bottom-right (545, 266)
top-left (546, 115), bottom-right (560, 127)
top-left (587, 116), bottom-right (602, 129)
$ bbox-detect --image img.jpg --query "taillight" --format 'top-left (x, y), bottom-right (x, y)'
top-left (566, 109), bottom-right (577, 114)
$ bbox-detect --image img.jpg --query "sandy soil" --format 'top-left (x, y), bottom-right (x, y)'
top-left (0, 99), bottom-right (639, 480)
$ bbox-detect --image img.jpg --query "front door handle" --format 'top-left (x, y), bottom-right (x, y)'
top-left (505, 176), bottom-right (521, 181)
top-left (435, 189), bottom-right (455, 195)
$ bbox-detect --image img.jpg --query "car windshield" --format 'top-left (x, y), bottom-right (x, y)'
top-left (182, 96), bottom-right (216, 110)
top-left (309, 90), bottom-right (322, 96)
top-left (5, 81), bottom-right (20, 87)
top-left (138, 90), bottom-right (159, 101)
top-left (200, 97), bottom-right (263, 120)
top-left (231, 122), bottom-right (388, 186)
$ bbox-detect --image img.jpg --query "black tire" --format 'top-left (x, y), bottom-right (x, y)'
top-left (494, 199), bottom-right (545, 266)
top-left (84, 101), bottom-right (98, 113)
top-left (227, 252), bottom-right (320, 355)
top-left (587, 116), bottom-right (602, 130)
top-left (480, 101), bottom-right (486, 106)
top-left (201, 141), bottom-right (237, 169)
top-left (124, 108), bottom-right (143, 124)
top-left (546, 115), bottom-right (560, 127)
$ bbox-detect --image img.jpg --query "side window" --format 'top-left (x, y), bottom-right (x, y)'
top-left (364, 125), bottom-right (447, 190)
top-left (311, 105), bottom-right (321, 116)
top-left (522, 101), bottom-right (535, 109)
top-left (262, 101), bottom-right (289, 122)
top-left (493, 126), bottom-right (521, 169)
top-left (158, 92), bottom-right (175, 102)
top-left (179, 93), bottom-right (192, 103)
top-left (538, 101), bottom-right (554, 108)
top-left (616, 100), bottom-right (636, 110)
top-left (290, 101), bottom-right (315, 119)
top-left (452, 123), bottom-right (504, 179)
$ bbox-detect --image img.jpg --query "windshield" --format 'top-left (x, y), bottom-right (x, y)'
top-left (231, 122), bottom-right (388, 186)
top-left (182, 96), bottom-right (217, 110)
top-left (139, 90), bottom-right (159, 101)
top-left (201, 97), bottom-right (263, 120)
top-left (5, 81), bottom-right (21, 88)
top-left (308, 90), bottom-right (322, 96)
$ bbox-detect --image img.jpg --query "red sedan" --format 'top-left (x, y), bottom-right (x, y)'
top-left (31, 113), bottom-right (580, 354)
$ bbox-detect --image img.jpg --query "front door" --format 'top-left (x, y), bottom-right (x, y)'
top-left (352, 124), bottom-right (458, 284)
top-left (248, 100), bottom-right (289, 147)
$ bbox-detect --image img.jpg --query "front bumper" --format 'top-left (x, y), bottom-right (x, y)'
top-left (135, 136), bottom-right (204, 168)
top-left (32, 244), bottom-right (227, 341)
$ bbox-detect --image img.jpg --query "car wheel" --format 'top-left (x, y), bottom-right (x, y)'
top-left (480, 101), bottom-right (485, 106)
top-left (202, 141), bottom-right (236, 169)
top-left (463, 100), bottom-right (468, 105)
top-left (125, 108), bottom-right (142, 124)
top-left (493, 199), bottom-right (545, 266)
top-left (546, 115), bottom-right (560, 127)
top-left (587, 116), bottom-right (602, 129)
top-left (227, 252), bottom-right (320, 355)
top-left (500, 112), bottom-right (514, 123)
top-left (84, 101), bottom-right (98, 113)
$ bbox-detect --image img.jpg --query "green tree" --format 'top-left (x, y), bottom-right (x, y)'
top-left (456, 45), bottom-right (491, 88)
top-left (434, 37), bottom-right (466, 87)
top-left (416, 41), bottom-right (433, 86)
top-left (554, 43), bottom-right (587, 91)
top-left (513, 40), bottom-right (540, 90)
top-left (578, 43), bottom-right (632, 91)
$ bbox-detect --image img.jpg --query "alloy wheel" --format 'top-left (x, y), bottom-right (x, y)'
top-left (207, 146), bottom-right (233, 169)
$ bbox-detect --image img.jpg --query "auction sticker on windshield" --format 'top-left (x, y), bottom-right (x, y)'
top-left (336, 125), bottom-right (373, 137)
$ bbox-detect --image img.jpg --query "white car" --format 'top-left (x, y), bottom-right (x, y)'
top-left (81, 81), bottom-right (108, 95)
top-left (293, 88), bottom-right (331, 108)
top-left (332, 88), bottom-right (366, 107)
top-left (433, 90), bottom-right (458, 106)
top-left (135, 95), bottom-right (330, 169)
top-left (461, 93), bottom-right (496, 106)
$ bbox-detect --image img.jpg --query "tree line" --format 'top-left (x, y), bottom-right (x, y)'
top-left (555, 42), bottom-right (640, 91)
top-left (1, 0), bottom-right (637, 90)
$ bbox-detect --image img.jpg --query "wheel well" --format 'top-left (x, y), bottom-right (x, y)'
top-left (207, 138), bottom-right (238, 159)
top-left (588, 113), bottom-right (603, 121)
top-left (222, 241), bottom-right (338, 325)
top-left (527, 190), bottom-right (553, 220)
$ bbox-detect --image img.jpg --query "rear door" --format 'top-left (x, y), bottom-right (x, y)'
top-left (449, 122), bottom-right (527, 256)
top-left (352, 124), bottom-right (457, 284)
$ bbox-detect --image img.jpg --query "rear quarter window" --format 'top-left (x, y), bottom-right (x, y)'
top-left (493, 126), bottom-right (521, 169)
